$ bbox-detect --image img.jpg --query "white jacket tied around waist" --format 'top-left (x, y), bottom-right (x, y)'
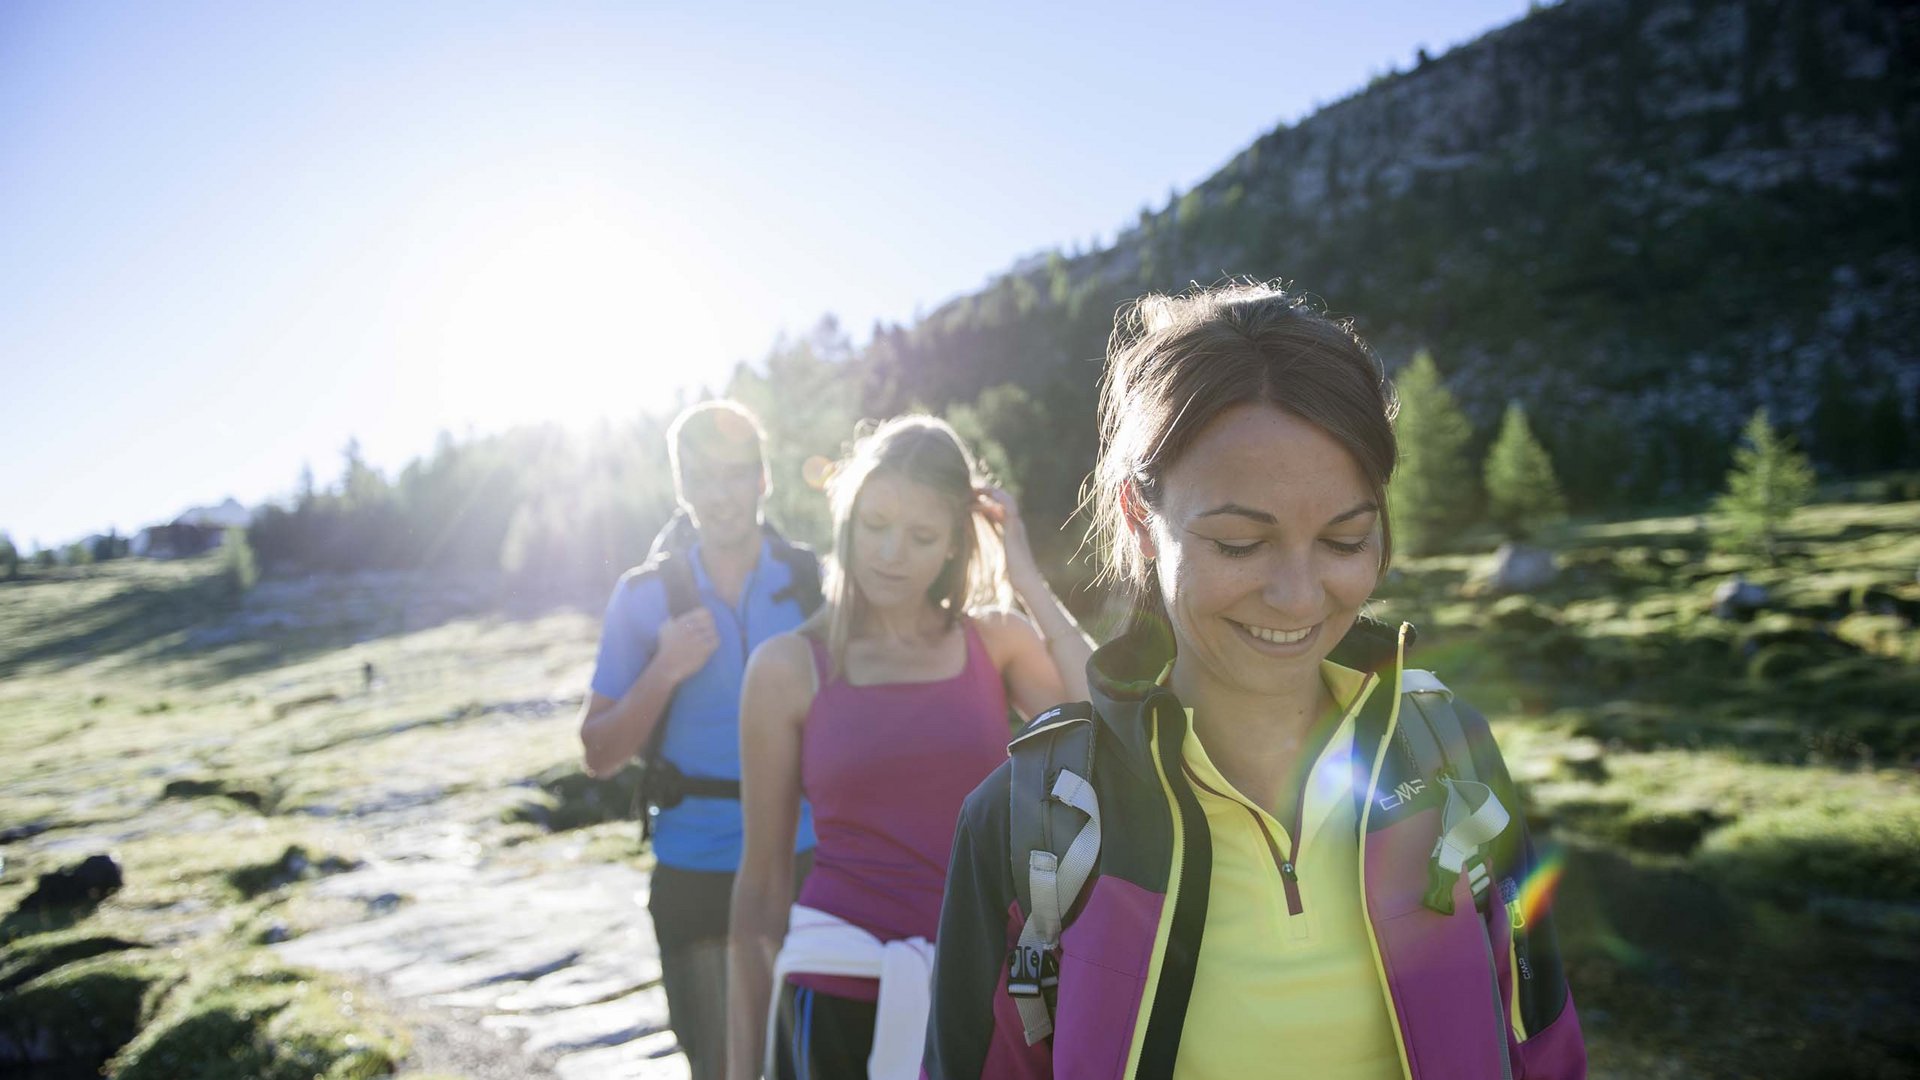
top-left (767, 905), bottom-right (935, 1080)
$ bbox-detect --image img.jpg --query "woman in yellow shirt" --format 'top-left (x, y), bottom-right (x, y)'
top-left (924, 282), bottom-right (1586, 1078)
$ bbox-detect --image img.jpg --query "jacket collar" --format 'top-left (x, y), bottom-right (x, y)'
top-left (1084, 613), bottom-right (1413, 772)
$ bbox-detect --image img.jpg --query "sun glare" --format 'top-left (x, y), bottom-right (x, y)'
top-left (402, 182), bottom-right (719, 434)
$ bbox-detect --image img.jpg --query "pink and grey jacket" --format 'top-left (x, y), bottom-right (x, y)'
top-left (922, 617), bottom-right (1586, 1079)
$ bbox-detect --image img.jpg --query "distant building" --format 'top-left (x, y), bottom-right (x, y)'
top-left (175, 498), bottom-right (250, 530)
top-left (132, 498), bottom-right (250, 559)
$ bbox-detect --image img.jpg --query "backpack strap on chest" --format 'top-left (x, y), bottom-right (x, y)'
top-left (1399, 670), bottom-right (1508, 915)
top-left (765, 536), bottom-right (823, 615)
top-left (1005, 702), bottom-right (1099, 1045)
top-left (633, 551), bottom-right (703, 842)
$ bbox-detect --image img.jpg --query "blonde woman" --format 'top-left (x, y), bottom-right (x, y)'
top-left (727, 416), bottom-right (1092, 1079)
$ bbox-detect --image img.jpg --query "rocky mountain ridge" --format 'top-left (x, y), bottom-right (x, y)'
top-left (865, 0), bottom-right (1917, 507)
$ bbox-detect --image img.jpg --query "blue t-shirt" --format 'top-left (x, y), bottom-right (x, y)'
top-left (590, 537), bottom-right (818, 871)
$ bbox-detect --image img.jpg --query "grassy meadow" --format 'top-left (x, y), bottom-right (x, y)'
top-left (2, 486), bottom-right (1917, 1078)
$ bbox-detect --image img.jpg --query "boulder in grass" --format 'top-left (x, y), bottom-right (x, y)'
top-left (20, 855), bottom-right (123, 910)
top-left (1711, 575), bottom-right (1769, 621)
top-left (1481, 542), bottom-right (1558, 595)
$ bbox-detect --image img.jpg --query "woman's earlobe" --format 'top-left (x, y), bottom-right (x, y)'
top-left (1126, 513), bottom-right (1158, 561)
top-left (1120, 480), bottom-right (1157, 558)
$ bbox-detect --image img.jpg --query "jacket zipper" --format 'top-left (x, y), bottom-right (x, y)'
top-left (708, 554), bottom-right (758, 660)
top-left (1280, 781), bottom-right (1308, 916)
top-left (1182, 762), bottom-right (1305, 917)
top-left (1479, 912), bottom-right (1517, 1080)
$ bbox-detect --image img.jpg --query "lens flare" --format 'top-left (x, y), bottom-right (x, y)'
top-left (1515, 844), bottom-right (1565, 930)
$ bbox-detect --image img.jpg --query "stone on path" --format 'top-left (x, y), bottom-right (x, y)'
top-left (275, 845), bottom-right (671, 1078)
top-left (484, 984), bottom-right (670, 1056)
top-left (555, 1030), bottom-right (690, 1080)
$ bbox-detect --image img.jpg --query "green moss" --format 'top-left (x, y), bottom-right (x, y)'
top-left (1745, 642), bottom-right (1827, 683)
top-left (0, 927), bottom-right (145, 992)
top-left (509, 761), bottom-right (643, 832)
top-left (110, 956), bottom-right (404, 1080)
top-left (1696, 800), bottom-right (1920, 903)
top-left (0, 951), bottom-right (180, 1073)
top-left (160, 775), bottom-right (280, 813)
top-left (225, 845), bottom-right (358, 899)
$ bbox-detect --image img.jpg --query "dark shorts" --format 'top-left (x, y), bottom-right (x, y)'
top-left (770, 980), bottom-right (878, 1080)
top-left (646, 853), bottom-right (813, 1080)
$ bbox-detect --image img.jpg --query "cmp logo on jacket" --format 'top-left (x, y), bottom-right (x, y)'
top-left (1376, 776), bottom-right (1427, 813)
top-left (1362, 721), bottom-right (1447, 827)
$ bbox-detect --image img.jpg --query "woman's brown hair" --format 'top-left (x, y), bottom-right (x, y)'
top-left (1088, 282), bottom-right (1400, 618)
top-left (817, 415), bottom-right (1009, 677)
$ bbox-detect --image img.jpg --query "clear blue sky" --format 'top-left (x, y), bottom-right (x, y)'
top-left (1, 0), bottom-right (1531, 550)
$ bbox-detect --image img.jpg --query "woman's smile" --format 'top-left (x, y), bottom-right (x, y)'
top-left (1230, 618), bottom-right (1318, 650)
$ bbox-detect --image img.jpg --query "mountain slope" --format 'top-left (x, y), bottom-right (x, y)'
top-left (862, 0), bottom-right (1917, 511)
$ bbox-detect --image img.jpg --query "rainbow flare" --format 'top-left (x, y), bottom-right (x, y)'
top-left (1514, 843), bottom-right (1566, 930)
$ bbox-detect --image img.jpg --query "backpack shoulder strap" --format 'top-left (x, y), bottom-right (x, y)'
top-left (1005, 702), bottom-right (1099, 1046)
top-left (656, 552), bottom-right (700, 619)
top-left (1398, 668), bottom-right (1477, 785)
top-left (646, 508), bottom-right (700, 560)
top-left (631, 551), bottom-right (700, 770)
top-left (766, 535), bottom-right (824, 616)
top-left (1399, 669), bottom-right (1508, 915)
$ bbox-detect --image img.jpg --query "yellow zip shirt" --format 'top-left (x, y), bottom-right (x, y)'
top-left (1171, 661), bottom-right (1402, 1079)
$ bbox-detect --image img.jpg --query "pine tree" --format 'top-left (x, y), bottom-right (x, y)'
top-left (0, 532), bottom-right (17, 580)
top-left (1390, 350), bottom-right (1479, 555)
top-left (1713, 409), bottom-right (1816, 565)
top-left (1483, 403), bottom-right (1567, 540)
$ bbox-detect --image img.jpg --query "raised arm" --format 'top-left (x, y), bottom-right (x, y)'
top-left (726, 632), bottom-right (815, 1080)
top-left (977, 486), bottom-right (1093, 710)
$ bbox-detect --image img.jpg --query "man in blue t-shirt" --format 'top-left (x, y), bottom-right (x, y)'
top-left (580, 400), bottom-right (817, 1080)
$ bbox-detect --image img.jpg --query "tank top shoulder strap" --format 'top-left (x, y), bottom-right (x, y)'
top-left (958, 616), bottom-right (995, 680)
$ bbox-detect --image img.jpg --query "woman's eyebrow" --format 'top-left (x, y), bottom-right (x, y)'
top-left (1194, 502), bottom-right (1277, 525)
top-left (1327, 500), bottom-right (1380, 526)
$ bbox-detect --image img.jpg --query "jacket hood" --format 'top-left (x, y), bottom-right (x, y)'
top-left (1084, 614), bottom-right (1412, 770)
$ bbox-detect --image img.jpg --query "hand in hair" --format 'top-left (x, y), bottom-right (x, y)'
top-left (974, 485), bottom-right (1039, 591)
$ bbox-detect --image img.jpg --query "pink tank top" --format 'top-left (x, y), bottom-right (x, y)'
top-left (790, 620), bottom-right (1011, 1000)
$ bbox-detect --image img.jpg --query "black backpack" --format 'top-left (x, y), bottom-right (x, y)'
top-left (630, 510), bottom-right (823, 841)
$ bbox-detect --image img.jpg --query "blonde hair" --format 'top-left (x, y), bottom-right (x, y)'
top-left (816, 416), bottom-right (1009, 677)
top-left (1088, 282), bottom-right (1399, 620)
